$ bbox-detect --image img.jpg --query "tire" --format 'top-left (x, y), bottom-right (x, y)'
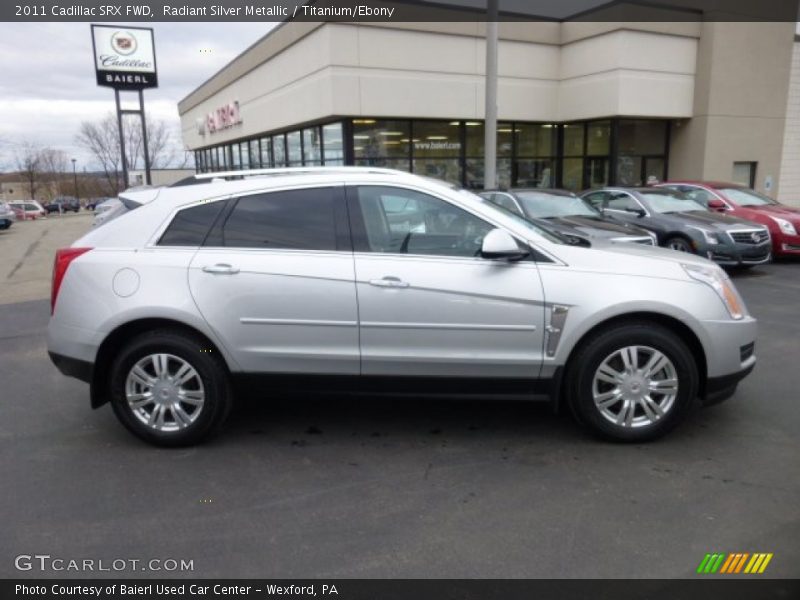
top-left (565, 321), bottom-right (699, 442)
top-left (109, 330), bottom-right (232, 447)
top-left (664, 236), bottom-right (694, 253)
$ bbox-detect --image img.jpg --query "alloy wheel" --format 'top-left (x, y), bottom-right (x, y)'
top-left (592, 345), bottom-right (678, 428)
top-left (124, 353), bottom-right (205, 432)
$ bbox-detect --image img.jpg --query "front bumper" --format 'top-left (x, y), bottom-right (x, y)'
top-left (699, 316), bottom-right (757, 404)
top-left (773, 231), bottom-right (800, 256)
top-left (704, 363), bottom-right (755, 405)
top-left (703, 241), bottom-right (771, 266)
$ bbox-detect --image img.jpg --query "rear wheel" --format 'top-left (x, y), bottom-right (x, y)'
top-left (665, 236), bottom-right (693, 253)
top-left (565, 322), bottom-right (699, 442)
top-left (109, 330), bottom-right (232, 446)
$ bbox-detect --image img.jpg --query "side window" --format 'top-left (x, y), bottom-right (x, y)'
top-left (158, 201), bottom-right (226, 246)
top-left (354, 186), bottom-right (494, 258)
top-left (490, 194), bottom-right (523, 216)
top-left (220, 187), bottom-right (337, 251)
top-left (583, 192), bottom-right (607, 210)
top-left (680, 186), bottom-right (715, 207)
top-left (607, 193), bottom-right (639, 212)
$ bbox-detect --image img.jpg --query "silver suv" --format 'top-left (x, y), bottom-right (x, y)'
top-left (47, 168), bottom-right (757, 446)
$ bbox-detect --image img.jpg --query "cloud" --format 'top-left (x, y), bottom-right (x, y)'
top-left (0, 22), bottom-right (275, 171)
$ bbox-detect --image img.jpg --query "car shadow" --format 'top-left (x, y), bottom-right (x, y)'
top-left (223, 392), bottom-right (579, 445)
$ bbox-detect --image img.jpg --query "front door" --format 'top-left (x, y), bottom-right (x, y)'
top-left (348, 184), bottom-right (546, 378)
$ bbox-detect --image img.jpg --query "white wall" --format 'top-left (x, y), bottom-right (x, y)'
top-left (181, 23), bottom-right (699, 150)
top-left (779, 42), bottom-right (800, 207)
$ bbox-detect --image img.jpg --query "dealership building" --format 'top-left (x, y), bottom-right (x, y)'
top-left (179, 20), bottom-right (798, 201)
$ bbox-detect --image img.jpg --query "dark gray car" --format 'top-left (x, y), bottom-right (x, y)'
top-left (479, 189), bottom-right (656, 245)
top-left (582, 188), bottom-right (771, 267)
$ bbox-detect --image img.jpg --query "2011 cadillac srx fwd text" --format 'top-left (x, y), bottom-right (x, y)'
top-left (46, 168), bottom-right (757, 446)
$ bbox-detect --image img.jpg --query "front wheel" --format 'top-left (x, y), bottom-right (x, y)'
top-left (665, 236), bottom-right (694, 253)
top-left (565, 322), bottom-right (699, 442)
top-left (109, 330), bottom-right (232, 446)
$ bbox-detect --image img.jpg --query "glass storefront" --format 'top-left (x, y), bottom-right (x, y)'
top-left (323, 122), bottom-right (344, 165)
top-left (353, 119), bottom-right (411, 170)
top-left (196, 117), bottom-right (670, 190)
top-left (286, 131), bottom-right (302, 165)
top-left (412, 121), bottom-right (462, 184)
top-left (303, 127), bottom-right (322, 165)
top-left (616, 119), bottom-right (668, 186)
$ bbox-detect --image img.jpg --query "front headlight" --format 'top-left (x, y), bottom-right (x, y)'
top-left (689, 226), bottom-right (722, 245)
top-left (682, 263), bottom-right (744, 320)
top-left (769, 216), bottom-right (797, 236)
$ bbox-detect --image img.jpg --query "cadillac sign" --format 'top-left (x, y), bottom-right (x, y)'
top-left (206, 102), bottom-right (242, 134)
top-left (91, 25), bottom-right (158, 89)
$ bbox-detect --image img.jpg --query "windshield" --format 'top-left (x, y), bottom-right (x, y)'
top-left (719, 187), bottom-right (778, 207)
top-left (640, 192), bottom-right (706, 214)
top-left (516, 191), bottom-right (599, 219)
top-left (458, 189), bottom-right (566, 244)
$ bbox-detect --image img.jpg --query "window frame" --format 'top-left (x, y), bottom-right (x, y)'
top-left (200, 184), bottom-right (351, 253)
top-left (345, 183), bottom-right (540, 262)
top-left (155, 199), bottom-right (230, 248)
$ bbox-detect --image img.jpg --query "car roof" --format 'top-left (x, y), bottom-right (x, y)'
top-left (579, 187), bottom-right (668, 195)
top-left (506, 188), bottom-right (576, 197)
top-left (663, 180), bottom-right (744, 189)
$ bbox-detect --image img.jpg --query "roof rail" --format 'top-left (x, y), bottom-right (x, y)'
top-left (192, 166), bottom-right (408, 180)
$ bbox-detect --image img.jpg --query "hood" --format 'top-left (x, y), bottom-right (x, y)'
top-left (544, 215), bottom-right (650, 238)
top-left (735, 203), bottom-right (800, 222)
top-left (654, 210), bottom-right (757, 231)
top-left (553, 236), bottom-right (718, 281)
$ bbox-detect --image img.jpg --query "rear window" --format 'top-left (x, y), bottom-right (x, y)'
top-left (158, 201), bottom-right (226, 247)
top-left (218, 187), bottom-right (337, 251)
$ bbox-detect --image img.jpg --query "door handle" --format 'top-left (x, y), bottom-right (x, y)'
top-left (202, 263), bottom-right (240, 275)
top-left (369, 276), bottom-right (409, 288)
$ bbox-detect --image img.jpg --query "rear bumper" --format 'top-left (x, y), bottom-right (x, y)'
top-left (48, 352), bottom-right (93, 384)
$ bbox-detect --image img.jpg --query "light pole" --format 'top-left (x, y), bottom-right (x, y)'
top-left (71, 158), bottom-right (78, 205)
top-left (484, 0), bottom-right (498, 190)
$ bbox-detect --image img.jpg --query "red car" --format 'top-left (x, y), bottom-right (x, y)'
top-left (657, 181), bottom-right (800, 258)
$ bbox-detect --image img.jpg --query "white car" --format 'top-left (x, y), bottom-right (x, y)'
top-left (0, 201), bottom-right (17, 229)
top-left (9, 200), bottom-right (46, 220)
top-left (47, 168), bottom-right (757, 446)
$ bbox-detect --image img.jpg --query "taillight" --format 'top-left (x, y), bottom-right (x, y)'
top-left (51, 248), bottom-right (92, 315)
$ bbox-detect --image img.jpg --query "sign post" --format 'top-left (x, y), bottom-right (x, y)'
top-left (91, 24), bottom-right (158, 189)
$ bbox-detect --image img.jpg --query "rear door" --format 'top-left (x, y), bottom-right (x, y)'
top-left (187, 185), bottom-right (359, 374)
top-left (347, 184), bottom-right (546, 378)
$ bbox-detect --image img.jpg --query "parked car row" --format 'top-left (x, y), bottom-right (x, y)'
top-left (480, 181), bottom-right (799, 269)
top-left (44, 197), bottom-right (81, 213)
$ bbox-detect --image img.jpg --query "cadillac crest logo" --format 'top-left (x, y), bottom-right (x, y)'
top-left (111, 31), bottom-right (137, 56)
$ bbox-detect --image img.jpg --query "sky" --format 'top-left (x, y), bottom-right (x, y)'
top-left (0, 23), bottom-right (276, 172)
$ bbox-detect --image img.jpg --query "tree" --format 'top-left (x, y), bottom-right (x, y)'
top-left (15, 141), bottom-right (42, 199)
top-left (76, 113), bottom-right (180, 195)
top-left (75, 114), bottom-right (124, 196)
top-left (39, 147), bottom-right (70, 198)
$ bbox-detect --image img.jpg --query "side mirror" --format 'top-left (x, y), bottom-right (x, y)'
top-left (707, 198), bottom-right (727, 211)
top-left (481, 229), bottom-right (529, 261)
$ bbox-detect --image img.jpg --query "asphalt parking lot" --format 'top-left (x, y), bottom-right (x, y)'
top-left (1, 215), bottom-right (798, 579)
